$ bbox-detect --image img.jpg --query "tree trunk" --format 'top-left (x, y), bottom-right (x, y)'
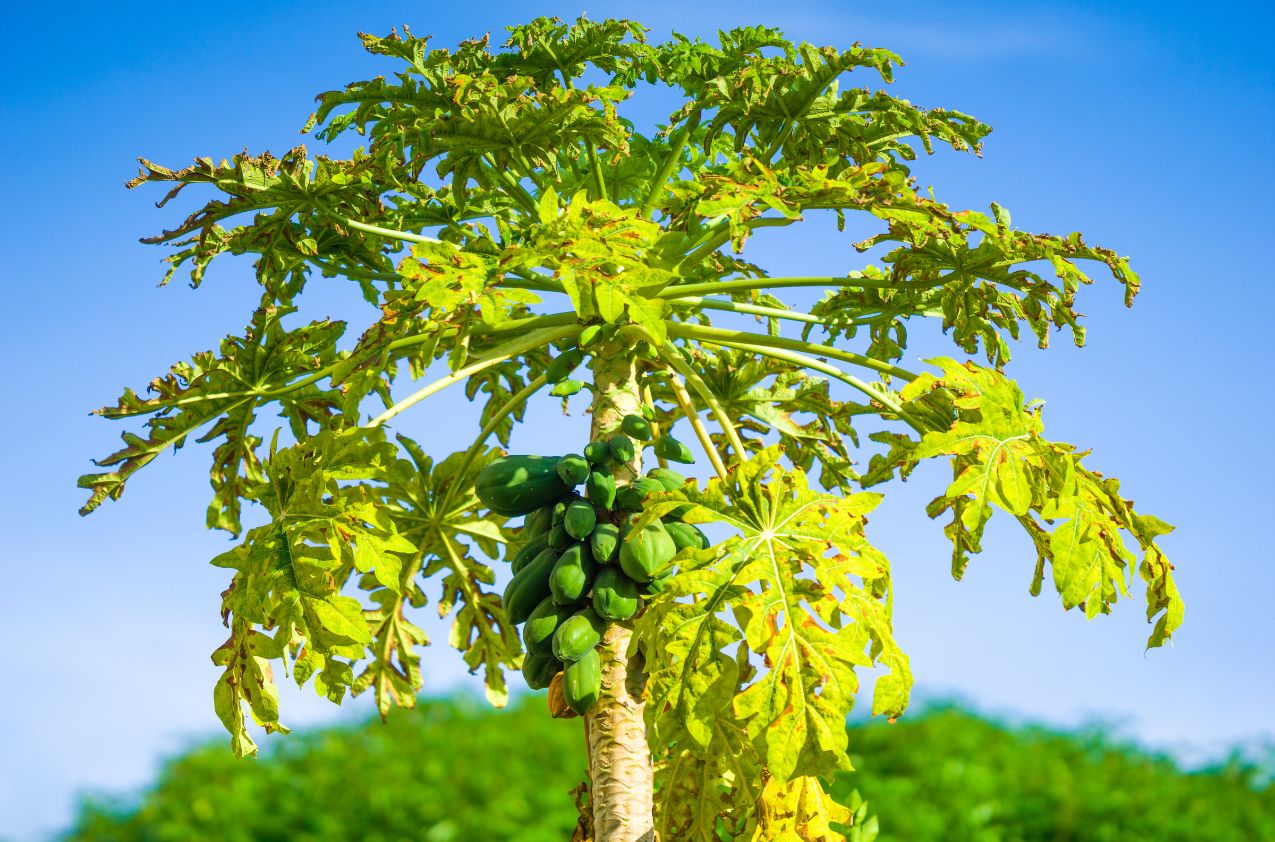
top-left (586, 339), bottom-right (655, 842)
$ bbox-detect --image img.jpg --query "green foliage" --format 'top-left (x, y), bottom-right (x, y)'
top-left (65, 698), bottom-right (1275, 842)
top-left (835, 707), bottom-right (1275, 842)
top-left (67, 698), bottom-right (585, 842)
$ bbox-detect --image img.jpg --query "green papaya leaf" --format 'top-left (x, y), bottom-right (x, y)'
top-left (79, 304), bottom-right (345, 534)
top-left (884, 358), bottom-right (1183, 647)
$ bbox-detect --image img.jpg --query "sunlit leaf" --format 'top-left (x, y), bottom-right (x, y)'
top-left (636, 447), bottom-right (910, 781)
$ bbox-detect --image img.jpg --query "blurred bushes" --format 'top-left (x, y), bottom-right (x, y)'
top-left (67, 698), bottom-right (584, 842)
top-left (66, 697), bottom-right (1273, 841)
top-left (833, 704), bottom-right (1274, 841)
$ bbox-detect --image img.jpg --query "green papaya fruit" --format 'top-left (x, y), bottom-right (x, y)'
top-left (548, 523), bottom-right (572, 550)
top-left (635, 477), bottom-right (665, 496)
top-left (646, 468), bottom-right (686, 492)
top-left (549, 379), bottom-right (584, 397)
top-left (563, 499), bottom-right (598, 540)
top-left (586, 470), bottom-right (616, 509)
top-left (583, 441), bottom-right (613, 467)
top-left (523, 505), bottom-right (555, 539)
top-left (510, 532), bottom-right (551, 574)
top-left (552, 608), bottom-right (605, 662)
top-left (522, 652), bottom-right (561, 690)
top-left (549, 542), bottom-right (598, 605)
top-left (502, 545), bottom-right (559, 624)
top-left (618, 520), bottom-right (677, 582)
top-left (614, 486), bottom-right (642, 512)
top-left (620, 414), bottom-right (653, 441)
top-left (589, 522), bottom-right (620, 564)
top-left (691, 525), bottom-right (710, 550)
top-left (551, 500), bottom-right (568, 527)
top-left (523, 596), bottom-right (574, 655)
top-left (663, 521), bottom-right (704, 553)
top-left (581, 323), bottom-right (619, 350)
top-left (653, 435), bottom-right (695, 464)
top-left (563, 647), bottom-right (601, 714)
top-left (475, 455), bottom-right (570, 516)
top-left (608, 434), bottom-right (636, 464)
top-left (615, 477), bottom-right (664, 512)
top-left (545, 349), bottom-right (584, 384)
top-left (555, 454), bottom-right (590, 487)
top-left (592, 566), bottom-right (640, 621)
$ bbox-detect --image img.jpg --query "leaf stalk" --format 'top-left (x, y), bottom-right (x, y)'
top-left (367, 324), bottom-right (581, 427)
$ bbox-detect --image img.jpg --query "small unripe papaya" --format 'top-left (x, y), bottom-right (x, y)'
top-left (590, 522), bottom-right (621, 564)
top-left (545, 349), bottom-right (584, 384)
top-left (620, 414), bottom-right (653, 441)
top-left (563, 499), bottom-right (598, 540)
top-left (653, 435), bottom-right (695, 464)
top-left (556, 454), bottom-right (590, 486)
top-left (608, 434), bottom-right (636, 464)
top-left (584, 441), bottom-right (613, 467)
top-left (618, 521), bottom-right (677, 582)
top-left (586, 470), bottom-right (617, 509)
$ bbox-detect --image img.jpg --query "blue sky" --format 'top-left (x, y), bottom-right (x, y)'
top-left (2, 1), bottom-right (1272, 838)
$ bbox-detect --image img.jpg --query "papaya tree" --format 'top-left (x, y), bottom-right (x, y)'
top-left (80, 16), bottom-right (1183, 842)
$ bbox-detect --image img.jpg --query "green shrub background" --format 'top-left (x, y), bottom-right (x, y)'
top-left (64, 696), bottom-right (1273, 841)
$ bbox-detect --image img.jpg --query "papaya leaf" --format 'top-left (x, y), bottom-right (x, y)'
top-left (860, 219), bottom-right (1138, 366)
top-left (500, 16), bottom-right (652, 85)
top-left (353, 574), bottom-right (430, 719)
top-left (210, 428), bottom-right (417, 752)
top-left (888, 358), bottom-right (1183, 647)
top-left (653, 717), bottom-right (761, 842)
top-left (78, 303), bottom-right (345, 534)
top-left (124, 149), bottom-right (411, 303)
top-left (505, 195), bottom-right (675, 337)
top-left (380, 437), bottom-right (521, 708)
top-left (650, 345), bottom-right (868, 492)
top-left (747, 774), bottom-right (857, 842)
top-left (211, 618), bottom-right (289, 758)
top-left (397, 240), bottom-right (541, 327)
top-left (636, 446), bottom-right (911, 781)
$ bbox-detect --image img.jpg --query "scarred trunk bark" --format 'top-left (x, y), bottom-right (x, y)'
top-left (586, 338), bottom-right (655, 842)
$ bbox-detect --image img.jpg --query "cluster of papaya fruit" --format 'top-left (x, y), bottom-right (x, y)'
top-left (473, 414), bottom-right (707, 716)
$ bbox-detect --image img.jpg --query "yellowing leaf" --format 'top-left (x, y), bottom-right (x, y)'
top-left (748, 775), bottom-right (856, 842)
top-left (636, 447), bottom-right (910, 782)
top-left (898, 358), bottom-right (1182, 648)
top-left (304, 595), bottom-right (373, 644)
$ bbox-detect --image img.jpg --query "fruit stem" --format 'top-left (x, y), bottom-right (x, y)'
top-left (666, 372), bottom-right (730, 483)
top-left (366, 325), bottom-right (580, 427)
top-left (642, 384), bottom-right (669, 470)
top-left (659, 342), bottom-right (748, 461)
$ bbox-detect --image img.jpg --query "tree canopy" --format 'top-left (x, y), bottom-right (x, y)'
top-left (79, 15), bottom-right (1183, 838)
